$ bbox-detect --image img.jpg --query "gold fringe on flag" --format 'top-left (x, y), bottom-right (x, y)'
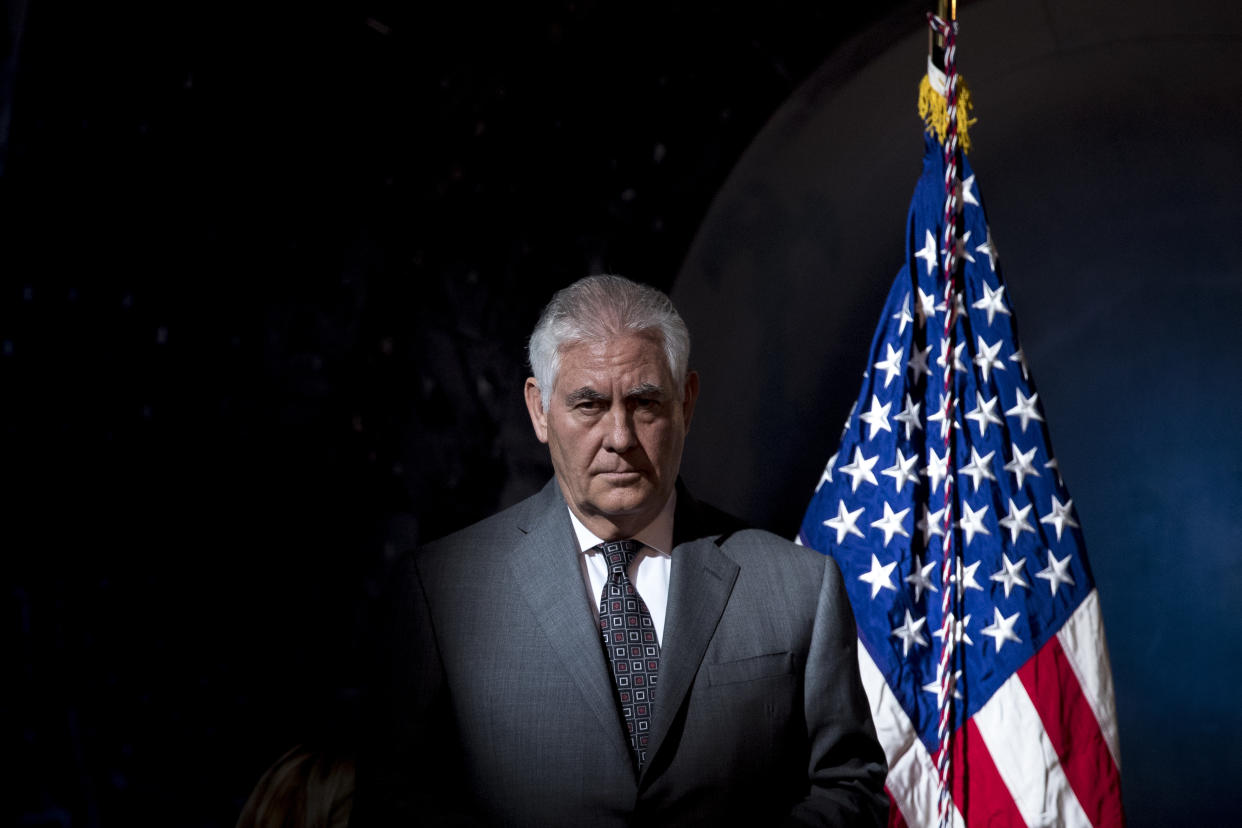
top-left (918, 72), bottom-right (976, 153)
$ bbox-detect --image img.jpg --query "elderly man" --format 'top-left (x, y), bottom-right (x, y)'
top-left (353, 275), bottom-right (887, 826)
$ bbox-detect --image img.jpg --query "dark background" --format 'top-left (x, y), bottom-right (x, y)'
top-left (3, 1), bottom-right (913, 824)
top-left (6, 0), bottom-right (1241, 825)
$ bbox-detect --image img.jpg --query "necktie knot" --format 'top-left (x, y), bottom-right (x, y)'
top-left (599, 539), bottom-right (641, 576)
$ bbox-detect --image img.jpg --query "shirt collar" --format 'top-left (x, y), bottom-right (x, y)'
top-left (568, 489), bottom-right (676, 557)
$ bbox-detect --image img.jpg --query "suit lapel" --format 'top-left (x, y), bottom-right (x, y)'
top-left (508, 481), bottom-right (632, 764)
top-left (642, 519), bottom-right (740, 779)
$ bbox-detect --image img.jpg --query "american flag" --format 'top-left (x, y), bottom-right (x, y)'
top-left (797, 123), bottom-right (1124, 826)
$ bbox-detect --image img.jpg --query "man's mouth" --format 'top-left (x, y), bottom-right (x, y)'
top-left (598, 470), bottom-right (643, 480)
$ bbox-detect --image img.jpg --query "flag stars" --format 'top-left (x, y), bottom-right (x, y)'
top-left (1036, 550), bottom-right (1077, 595)
top-left (892, 293), bottom-right (914, 336)
top-left (958, 501), bottom-right (991, 546)
top-left (990, 553), bottom-right (1030, 598)
top-left (998, 498), bottom-right (1036, 545)
top-left (976, 227), bottom-right (999, 272)
top-left (957, 230), bottom-right (976, 264)
top-left (972, 281), bottom-right (1010, 325)
top-left (936, 338), bottom-right (967, 374)
top-left (882, 448), bottom-right (920, 492)
top-left (823, 500), bottom-right (865, 544)
top-left (1045, 456), bottom-right (1065, 487)
top-left (916, 287), bottom-right (942, 327)
top-left (859, 395), bottom-right (892, 440)
top-left (933, 612), bottom-right (974, 647)
top-left (917, 504), bottom-right (947, 548)
top-left (953, 290), bottom-right (968, 320)
top-left (973, 336), bottom-right (1005, 383)
top-left (1040, 495), bottom-right (1079, 541)
top-left (905, 554), bottom-right (939, 601)
top-left (923, 670), bottom-right (963, 703)
top-left (870, 502), bottom-right (911, 546)
top-left (923, 446), bottom-right (950, 493)
top-left (961, 174), bottom-right (979, 207)
top-left (981, 607), bottom-right (1023, 653)
top-left (1004, 443), bottom-right (1040, 489)
top-left (907, 343), bottom-right (932, 382)
top-left (955, 559), bottom-right (985, 591)
top-left (959, 447), bottom-right (997, 493)
top-left (965, 391), bottom-right (1004, 437)
top-left (891, 609), bottom-right (929, 657)
top-left (874, 343), bottom-right (904, 388)
top-left (859, 554), bottom-right (898, 599)
top-left (928, 393), bottom-right (957, 439)
top-left (1009, 347), bottom-right (1030, 381)
top-left (1005, 388), bottom-right (1044, 434)
top-left (894, 394), bottom-right (923, 440)
top-left (839, 447), bottom-right (879, 492)
top-left (915, 230), bottom-right (939, 276)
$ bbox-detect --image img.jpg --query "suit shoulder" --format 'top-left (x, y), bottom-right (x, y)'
top-left (419, 484), bottom-right (553, 569)
top-left (425, 502), bottom-right (513, 551)
top-left (722, 528), bottom-right (834, 572)
top-left (678, 493), bottom-right (831, 575)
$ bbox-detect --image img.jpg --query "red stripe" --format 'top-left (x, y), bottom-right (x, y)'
top-left (1018, 636), bottom-right (1125, 828)
top-left (950, 718), bottom-right (1028, 827)
top-left (885, 788), bottom-right (908, 828)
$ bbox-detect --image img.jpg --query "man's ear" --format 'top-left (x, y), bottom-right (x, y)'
top-left (524, 378), bottom-right (550, 444)
top-left (681, 370), bottom-right (700, 431)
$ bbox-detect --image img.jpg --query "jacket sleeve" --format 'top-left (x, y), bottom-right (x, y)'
top-left (785, 555), bottom-right (890, 828)
top-left (349, 553), bottom-right (480, 827)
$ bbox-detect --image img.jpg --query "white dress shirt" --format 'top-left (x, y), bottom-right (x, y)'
top-left (568, 491), bottom-right (675, 646)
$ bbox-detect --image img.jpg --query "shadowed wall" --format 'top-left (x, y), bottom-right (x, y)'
top-left (673, 1), bottom-right (1242, 824)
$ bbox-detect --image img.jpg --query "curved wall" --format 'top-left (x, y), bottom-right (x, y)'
top-left (671, 1), bottom-right (1242, 823)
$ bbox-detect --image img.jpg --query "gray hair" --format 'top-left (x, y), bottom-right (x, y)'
top-left (528, 275), bottom-right (691, 410)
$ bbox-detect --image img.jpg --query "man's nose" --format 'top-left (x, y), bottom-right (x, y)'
top-left (602, 407), bottom-right (638, 453)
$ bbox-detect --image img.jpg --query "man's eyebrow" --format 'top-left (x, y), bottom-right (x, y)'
top-left (624, 383), bottom-right (666, 399)
top-left (565, 387), bottom-right (609, 405)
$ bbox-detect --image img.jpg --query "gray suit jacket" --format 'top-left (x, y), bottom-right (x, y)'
top-left (353, 480), bottom-right (887, 827)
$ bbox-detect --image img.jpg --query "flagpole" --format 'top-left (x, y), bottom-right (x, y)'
top-left (927, 5), bottom-right (961, 828)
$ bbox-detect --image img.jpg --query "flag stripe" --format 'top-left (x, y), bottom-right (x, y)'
top-left (974, 667), bottom-right (1093, 828)
top-left (1056, 589), bottom-right (1122, 768)
top-left (1019, 633), bottom-right (1124, 827)
top-left (886, 791), bottom-right (908, 828)
top-left (954, 717), bottom-right (1028, 828)
top-left (858, 645), bottom-right (966, 828)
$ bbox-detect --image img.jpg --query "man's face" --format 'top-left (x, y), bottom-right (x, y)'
top-left (525, 331), bottom-right (698, 540)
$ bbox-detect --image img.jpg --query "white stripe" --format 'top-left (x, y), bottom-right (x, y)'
top-left (858, 644), bottom-right (966, 828)
top-left (974, 672), bottom-right (1092, 828)
top-left (1056, 588), bottom-right (1122, 770)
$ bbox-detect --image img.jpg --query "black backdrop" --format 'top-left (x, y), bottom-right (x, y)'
top-left (4, 1), bottom-right (911, 824)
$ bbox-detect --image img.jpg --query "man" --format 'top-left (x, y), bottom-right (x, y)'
top-left (353, 275), bottom-right (887, 826)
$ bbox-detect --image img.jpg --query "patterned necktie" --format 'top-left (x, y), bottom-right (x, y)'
top-left (596, 539), bottom-right (661, 769)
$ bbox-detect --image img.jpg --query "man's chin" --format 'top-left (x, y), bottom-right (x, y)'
top-left (585, 482), bottom-right (662, 521)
